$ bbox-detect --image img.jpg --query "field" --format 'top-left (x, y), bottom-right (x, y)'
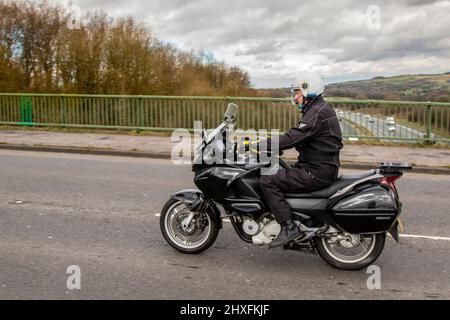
top-left (325, 73), bottom-right (450, 102)
top-left (256, 73), bottom-right (450, 103)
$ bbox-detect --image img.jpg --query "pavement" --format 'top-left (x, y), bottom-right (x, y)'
top-left (0, 150), bottom-right (449, 299)
top-left (0, 129), bottom-right (449, 174)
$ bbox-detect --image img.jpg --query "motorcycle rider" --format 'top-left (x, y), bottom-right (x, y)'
top-left (259, 72), bottom-right (343, 248)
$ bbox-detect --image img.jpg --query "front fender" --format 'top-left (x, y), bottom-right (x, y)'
top-left (170, 189), bottom-right (222, 229)
top-left (170, 188), bottom-right (202, 205)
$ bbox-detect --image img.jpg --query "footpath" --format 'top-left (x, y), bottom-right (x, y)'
top-left (0, 129), bottom-right (449, 174)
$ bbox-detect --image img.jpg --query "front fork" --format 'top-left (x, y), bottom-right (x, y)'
top-left (182, 198), bottom-right (213, 232)
top-left (181, 211), bottom-right (196, 231)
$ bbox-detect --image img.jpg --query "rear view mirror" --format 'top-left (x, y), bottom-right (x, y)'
top-left (224, 103), bottom-right (238, 121)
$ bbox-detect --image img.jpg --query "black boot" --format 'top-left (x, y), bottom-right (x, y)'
top-left (269, 219), bottom-right (301, 248)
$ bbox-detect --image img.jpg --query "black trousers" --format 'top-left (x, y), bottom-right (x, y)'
top-left (259, 167), bottom-right (332, 224)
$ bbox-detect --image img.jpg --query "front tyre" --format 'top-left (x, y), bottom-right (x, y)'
top-left (314, 232), bottom-right (386, 270)
top-left (160, 198), bottom-right (220, 254)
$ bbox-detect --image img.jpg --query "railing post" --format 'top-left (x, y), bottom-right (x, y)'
top-left (425, 102), bottom-right (435, 144)
top-left (19, 95), bottom-right (33, 125)
top-left (225, 96), bottom-right (230, 124)
top-left (60, 95), bottom-right (63, 125)
top-left (137, 95), bottom-right (143, 133)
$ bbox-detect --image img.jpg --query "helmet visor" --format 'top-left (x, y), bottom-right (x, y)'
top-left (290, 86), bottom-right (303, 105)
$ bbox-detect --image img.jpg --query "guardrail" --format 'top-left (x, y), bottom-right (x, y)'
top-left (0, 93), bottom-right (449, 143)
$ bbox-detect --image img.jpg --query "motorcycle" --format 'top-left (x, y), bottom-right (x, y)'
top-left (160, 103), bottom-right (411, 270)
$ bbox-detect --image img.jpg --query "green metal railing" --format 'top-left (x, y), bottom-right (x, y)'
top-left (0, 93), bottom-right (449, 142)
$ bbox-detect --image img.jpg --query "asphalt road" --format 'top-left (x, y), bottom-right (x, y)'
top-left (338, 111), bottom-right (425, 140)
top-left (0, 150), bottom-right (449, 299)
top-left (339, 118), bottom-right (358, 136)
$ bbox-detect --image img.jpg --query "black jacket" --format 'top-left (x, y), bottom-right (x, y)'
top-left (279, 96), bottom-right (343, 182)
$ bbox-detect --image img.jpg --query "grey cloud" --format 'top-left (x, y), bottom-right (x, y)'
top-left (235, 41), bottom-right (282, 56)
top-left (64, 0), bottom-right (450, 87)
top-left (328, 2), bottom-right (450, 63)
top-left (393, 0), bottom-right (441, 7)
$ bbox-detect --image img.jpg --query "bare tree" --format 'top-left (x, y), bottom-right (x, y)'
top-left (0, 0), bottom-right (256, 96)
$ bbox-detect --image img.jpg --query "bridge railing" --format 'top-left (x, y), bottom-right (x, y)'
top-left (0, 93), bottom-right (449, 142)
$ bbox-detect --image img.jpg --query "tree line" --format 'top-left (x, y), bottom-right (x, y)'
top-left (0, 0), bottom-right (257, 96)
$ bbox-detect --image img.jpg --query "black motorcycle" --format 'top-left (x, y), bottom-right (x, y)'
top-left (160, 104), bottom-right (411, 270)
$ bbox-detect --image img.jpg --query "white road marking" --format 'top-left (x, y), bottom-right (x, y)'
top-left (399, 234), bottom-right (450, 241)
top-left (153, 213), bottom-right (450, 241)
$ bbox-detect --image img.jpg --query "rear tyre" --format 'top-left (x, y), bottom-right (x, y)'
top-left (160, 198), bottom-right (220, 254)
top-left (314, 232), bottom-right (386, 270)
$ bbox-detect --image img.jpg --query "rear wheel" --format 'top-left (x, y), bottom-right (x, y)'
top-left (314, 232), bottom-right (386, 270)
top-left (160, 198), bottom-right (220, 254)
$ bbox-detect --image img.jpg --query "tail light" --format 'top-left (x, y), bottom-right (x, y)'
top-left (378, 162), bottom-right (410, 198)
top-left (380, 175), bottom-right (401, 193)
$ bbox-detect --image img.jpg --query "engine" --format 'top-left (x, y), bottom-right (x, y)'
top-left (240, 216), bottom-right (281, 245)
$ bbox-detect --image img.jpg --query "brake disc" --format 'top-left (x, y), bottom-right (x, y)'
top-left (174, 211), bottom-right (197, 236)
top-left (339, 233), bottom-right (361, 248)
top-left (175, 211), bottom-right (207, 236)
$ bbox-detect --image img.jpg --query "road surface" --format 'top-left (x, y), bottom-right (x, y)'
top-left (0, 150), bottom-right (449, 299)
top-left (338, 111), bottom-right (426, 140)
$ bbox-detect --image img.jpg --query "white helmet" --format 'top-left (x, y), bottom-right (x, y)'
top-left (291, 72), bottom-right (325, 105)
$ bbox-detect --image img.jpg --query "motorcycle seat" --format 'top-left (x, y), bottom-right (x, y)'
top-left (284, 170), bottom-right (376, 199)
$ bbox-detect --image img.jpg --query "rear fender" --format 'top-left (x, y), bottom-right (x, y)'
top-left (388, 220), bottom-right (400, 243)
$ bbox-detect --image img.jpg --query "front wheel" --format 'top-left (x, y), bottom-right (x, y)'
top-left (314, 232), bottom-right (386, 270)
top-left (160, 198), bottom-right (220, 254)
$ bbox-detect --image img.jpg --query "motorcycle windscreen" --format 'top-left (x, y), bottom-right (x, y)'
top-left (332, 186), bottom-right (399, 234)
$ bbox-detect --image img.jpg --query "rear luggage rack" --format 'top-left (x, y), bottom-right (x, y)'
top-left (379, 162), bottom-right (413, 173)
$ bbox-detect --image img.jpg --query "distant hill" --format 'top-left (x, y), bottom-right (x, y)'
top-left (325, 73), bottom-right (450, 102)
top-left (256, 73), bottom-right (450, 102)
top-left (254, 88), bottom-right (290, 98)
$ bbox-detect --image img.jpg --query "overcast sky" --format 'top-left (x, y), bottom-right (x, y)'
top-left (63, 0), bottom-right (450, 88)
